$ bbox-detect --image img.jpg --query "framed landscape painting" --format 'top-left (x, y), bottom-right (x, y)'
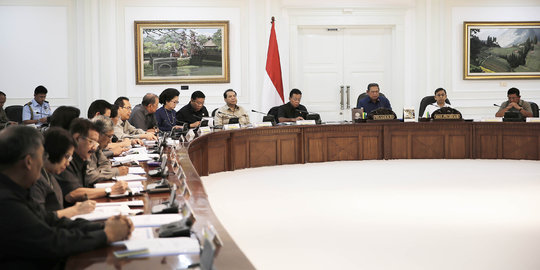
top-left (135, 21), bottom-right (229, 84)
top-left (464, 21), bottom-right (540, 79)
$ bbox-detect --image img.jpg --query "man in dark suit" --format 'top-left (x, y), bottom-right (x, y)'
top-left (0, 125), bottom-right (133, 269)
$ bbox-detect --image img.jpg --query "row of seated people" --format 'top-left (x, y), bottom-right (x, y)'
top-left (1, 83), bottom-right (538, 133)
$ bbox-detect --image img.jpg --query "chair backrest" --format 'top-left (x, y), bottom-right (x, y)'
top-left (211, 108), bottom-right (218, 117)
top-left (267, 105), bottom-right (281, 123)
top-left (5, 105), bottom-right (23, 123)
top-left (356, 92), bottom-right (386, 108)
top-left (529, 101), bottom-right (539, 117)
top-left (418, 96), bottom-right (451, 117)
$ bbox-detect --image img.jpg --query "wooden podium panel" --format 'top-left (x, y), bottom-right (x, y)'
top-left (474, 123), bottom-right (540, 160)
top-left (303, 124), bottom-right (384, 162)
top-left (384, 122), bottom-right (472, 159)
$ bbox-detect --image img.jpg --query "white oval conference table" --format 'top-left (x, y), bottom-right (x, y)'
top-left (67, 122), bottom-right (540, 269)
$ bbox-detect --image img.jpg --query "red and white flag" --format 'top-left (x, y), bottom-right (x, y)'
top-left (261, 17), bottom-right (285, 112)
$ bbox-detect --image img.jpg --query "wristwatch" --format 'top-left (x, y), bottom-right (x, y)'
top-left (105, 187), bottom-right (112, 197)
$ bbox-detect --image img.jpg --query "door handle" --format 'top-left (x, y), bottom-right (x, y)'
top-left (346, 85), bottom-right (351, 109)
top-left (340, 86), bottom-right (344, 110)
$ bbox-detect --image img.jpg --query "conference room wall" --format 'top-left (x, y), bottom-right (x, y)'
top-left (0, 0), bottom-right (539, 120)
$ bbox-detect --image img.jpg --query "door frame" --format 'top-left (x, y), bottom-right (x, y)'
top-left (287, 8), bottom-right (408, 118)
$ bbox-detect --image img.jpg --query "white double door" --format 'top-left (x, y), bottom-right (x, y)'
top-left (296, 27), bottom-right (393, 121)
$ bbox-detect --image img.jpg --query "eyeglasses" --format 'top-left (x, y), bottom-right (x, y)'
top-left (81, 136), bottom-right (99, 148)
top-left (122, 106), bottom-right (132, 110)
top-left (102, 132), bottom-right (114, 139)
top-left (64, 154), bottom-right (73, 162)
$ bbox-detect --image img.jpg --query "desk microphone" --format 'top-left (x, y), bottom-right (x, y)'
top-left (493, 104), bottom-right (503, 108)
top-left (217, 111), bottom-right (239, 118)
top-left (251, 109), bottom-right (269, 115)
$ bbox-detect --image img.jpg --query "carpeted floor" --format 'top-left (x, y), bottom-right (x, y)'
top-left (202, 159), bottom-right (540, 270)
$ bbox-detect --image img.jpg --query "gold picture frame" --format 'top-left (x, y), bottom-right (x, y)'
top-left (135, 21), bottom-right (229, 84)
top-left (463, 21), bottom-right (540, 80)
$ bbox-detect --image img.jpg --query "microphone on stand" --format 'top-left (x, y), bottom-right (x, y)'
top-left (251, 109), bottom-right (268, 115)
top-left (251, 109), bottom-right (275, 125)
top-left (217, 111), bottom-right (239, 125)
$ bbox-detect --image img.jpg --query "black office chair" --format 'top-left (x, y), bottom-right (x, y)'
top-left (267, 105), bottom-right (280, 123)
top-left (356, 92), bottom-right (386, 108)
top-left (529, 101), bottom-right (539, 117)
top-left (211, 108), bottom-right (218, 117)
top-left (418, 96), bottom-right (451, 118)
top-left (5, 105), bottom-right (23, 123)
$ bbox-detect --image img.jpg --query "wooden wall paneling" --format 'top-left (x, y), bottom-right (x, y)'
top-left (447, 135), bottom-right (467, 158)
top-left (188, 136), bottom-right (208, 176)
top-left (411, 133), bottom-right (445, 158)
top-left (500, 123), bottom-right (540, 160)
top-left (207, 132), bottom-right (230, 174)
top-left (474, 123), bottom-right (501, 159)
top-left (384, 124), bottom-right (409, 159)
top-left (279, 136), bottom-right (298, 164)
top-left (327, 136), bottom-right (358, 161)
top-left (231, 134), bottom-right (248, 170)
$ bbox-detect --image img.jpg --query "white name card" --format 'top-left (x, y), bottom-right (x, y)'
top-left (223, 124), bottom-right (241, 130)
top-left (254, 122), bottom-right (273, 127)
top-left (296, 119), bottom-right (316, 125)
top-left (198, 126), bottom-right (212, 135)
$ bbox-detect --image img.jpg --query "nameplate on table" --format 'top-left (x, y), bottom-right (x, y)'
top-left (199, 126), bottom-right (212, 135)
top-left (433, 114), bottom-right (461, 120)
top-left (223, 123), bottom-right (241, 130)
top-left (372, 114), bottom-right (396, 120)
top-left (254, 122), bottom-right (273, 127)
top-left (526, 118), bottom-right (540, 123)
top-left (296, 119), bottom-right (316, 125)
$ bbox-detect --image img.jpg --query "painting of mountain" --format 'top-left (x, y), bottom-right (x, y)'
top-left (465, 22), bottom-right (540, 79)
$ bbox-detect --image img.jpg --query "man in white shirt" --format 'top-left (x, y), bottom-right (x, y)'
top-left (424, 88), bottom-right (450, 118)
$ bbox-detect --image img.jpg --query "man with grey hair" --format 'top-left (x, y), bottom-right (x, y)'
top-left (0, 125), bottom-right (133, 269)
top-left (86, 115), bottom-right (129, 186)
top-left (129, 93), bottom-right (159, 132)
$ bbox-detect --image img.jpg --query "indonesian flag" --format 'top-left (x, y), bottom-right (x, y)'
top-left (262, 17), bottom-right (285, 112)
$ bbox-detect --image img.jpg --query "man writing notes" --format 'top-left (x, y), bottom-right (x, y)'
top-left (278, 88), bottom-right (308, 123)
top-left (176, 91), bottom-right (209, 128)
top-left (495, 87), bottom-right (533, 118)
top-left (356, 83), bottom-right (392, 114)
top-left (0, 126), bottom-right (133, 269)
top-left (214, 89), bottom-right (250, 126)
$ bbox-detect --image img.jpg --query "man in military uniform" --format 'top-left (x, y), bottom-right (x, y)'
top-left (22, 85), bottom-right (52, 127)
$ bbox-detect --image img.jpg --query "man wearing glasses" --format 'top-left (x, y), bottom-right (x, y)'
top-left (56, 118), bottom-right (128, 205)
top-left (113, 97), bottom-right (157, 141)
top-left (356, 83), bottom-right (392, 114)
top-left (278, 88), bottom-right (308, 123)
top-left (86, 116), bottom-right (129, 186)
top-left (495, 87), bottom-right (533, 118)
top-left (176, 91), bottom-right (209, 128)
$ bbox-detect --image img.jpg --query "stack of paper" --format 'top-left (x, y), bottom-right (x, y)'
top-left (128, 167), bottom-right (146, 175)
